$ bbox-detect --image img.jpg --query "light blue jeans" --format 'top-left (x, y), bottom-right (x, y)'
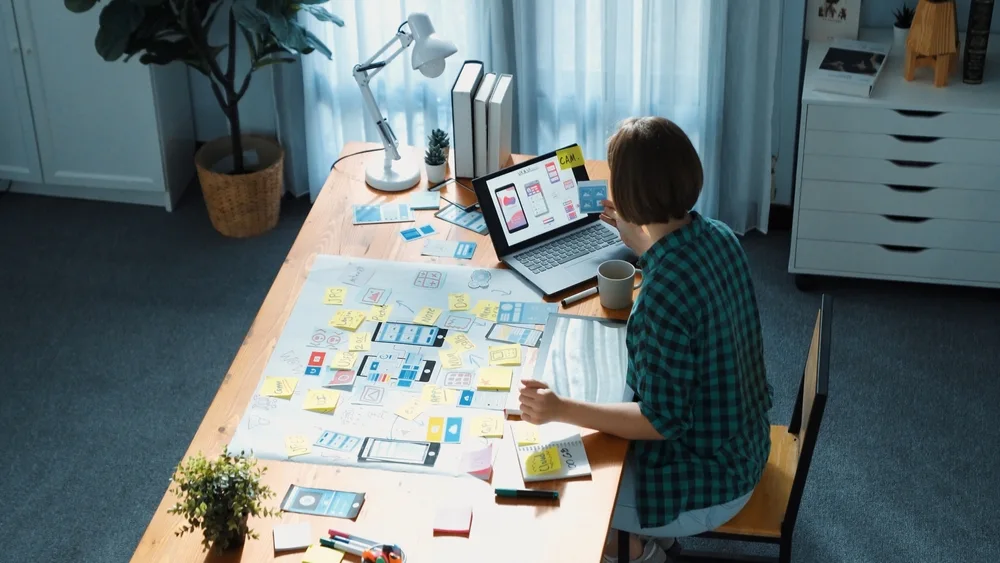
top-left (611, 461), bottom-right (753, 537)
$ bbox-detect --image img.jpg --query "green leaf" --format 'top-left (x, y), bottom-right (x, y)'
top-left (300, 5), bottom-right (343, 26)
top-left (253, 56), bottom-right (295, 70)
top-left (65, 0), bottom-right (99, 13)
top-left (233, 1), bottom-right (268, 34)
top-left (301, 27), bottom-right (331, 59)
top-left (95, 0), bottom-right (145, 60)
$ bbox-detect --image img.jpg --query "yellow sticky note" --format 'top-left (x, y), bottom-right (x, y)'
top-left (488, 344), bottom-right (521, 366)
top-left (260, 376), bottom-right (297, 399)
top-left (370, 304), bottom-right (392, 322)
top-left (477, 367), bottom-right (513, 391)
top-left (514, 422), bottom-right (540, 446)
top-left (525, 446), bottom-right (563, 476)
top-left (329, 351), bottom-right (358, 370)
top-left (421, 384), bottom-right (449, 405)
top-left (440, 349), bottom-right (464, 370)
top-left (303, 544), bottom-right (344, 563)
top-left (323, 287), bottom-right (347, 305)
top-left (445, 333), bottom-right (476, 351)
top-left (395, 398), bottom-right (424, 421)
top-left (329, 309), bottom-right (366, 331)
top-left (303, 389), bottom-right (340, 413)
top-left (444, 388), bottom-right (458, 405)
top-left (472, 300), bottom-right (500, 322)
top-left (556, 145), bottom-right (585, 170)
top-left (285, 435), bottom-right (311, 458)
top-left (413, 306), bottom-right (443, 326)
top-left (472, 415), bottom-right (504, 438)
top-left (348, 332), bottom-right (371, 352)
top-left (448, 292), bottom-right (471, 311)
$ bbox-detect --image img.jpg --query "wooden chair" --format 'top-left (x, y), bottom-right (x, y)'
top-left (676, 294), bottom-right (833, 563)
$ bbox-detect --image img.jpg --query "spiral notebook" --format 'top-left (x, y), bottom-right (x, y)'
top-left (514, 422), bottom-right (592, 482)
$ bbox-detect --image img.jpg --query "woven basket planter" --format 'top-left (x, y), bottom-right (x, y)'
top-left (195, 135), bottom-right (284, 238)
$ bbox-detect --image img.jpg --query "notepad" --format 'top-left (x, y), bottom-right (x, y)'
top-left (514, 422), bottom-right (592, 482)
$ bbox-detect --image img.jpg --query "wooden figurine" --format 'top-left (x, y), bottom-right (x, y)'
top-left (904, 0), bottom-right (960, 87)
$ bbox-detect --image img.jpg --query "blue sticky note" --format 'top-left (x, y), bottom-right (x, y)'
top-left (304, 366), bottom-right (322, 376)
top-left (578, 180), bottom-right (607, 214)
top-left (444, 417), bottom-right (463, 443)
top-left (453, 241), bottom-right (477, 260)
top-left (458, 389), bottom-right (475, 407)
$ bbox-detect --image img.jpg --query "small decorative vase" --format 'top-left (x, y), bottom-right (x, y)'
top-left (426, 162), bottom-right (446, 183)
top-left (893, 25), bottom-right (909, 48)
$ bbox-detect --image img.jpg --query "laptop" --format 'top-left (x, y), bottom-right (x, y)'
top-left (472, 144), bottom-right (635, 296)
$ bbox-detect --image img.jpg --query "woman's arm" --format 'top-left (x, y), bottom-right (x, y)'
top-left (519, 380), bottom-right (665, 440)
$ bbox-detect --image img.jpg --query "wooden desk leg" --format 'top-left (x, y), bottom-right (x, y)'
top-left (618, 529), bottom-right (630, 562)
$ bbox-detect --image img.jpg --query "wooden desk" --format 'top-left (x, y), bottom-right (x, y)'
top-left (131, 142), bottom-right (630, 563)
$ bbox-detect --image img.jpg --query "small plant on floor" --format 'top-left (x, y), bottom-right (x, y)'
top-left (167, 449), bottom-right (278, 553)
top-left (428, 128), bottom-right (450, 152)
top-left (894, 3), bottom-right (915, 28)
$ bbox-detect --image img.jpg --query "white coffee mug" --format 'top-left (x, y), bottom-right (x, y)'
top-left (598, 260), bottom-right (643, 310)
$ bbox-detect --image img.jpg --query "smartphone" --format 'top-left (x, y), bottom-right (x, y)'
top-left (357, 437), bottom-right (440, 467)
top-left (372, 321), bottom-right (447, 347)
top-left (494, 183), bottom-right (529, 233)
top-left (486, 323), bottom-right (543, 348)
top-left (524, 180), bottom-right (549, 217)
top-left (279, 485), bottom-right (365, 519)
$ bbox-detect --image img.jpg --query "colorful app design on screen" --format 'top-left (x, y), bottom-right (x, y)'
top-left (495, 184), bottom-right (528, 233)
top-left (544, 161), bottom-right (560, 183)
top-left (524, 180), bottom-right (549, 217)
top-left (563, 178), bottom-right (576, 191)
top-left (563, 199), bottom-right (578, 221)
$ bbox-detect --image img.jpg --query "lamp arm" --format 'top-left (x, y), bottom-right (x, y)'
top-left (353, 28), bottom-right (415, 166)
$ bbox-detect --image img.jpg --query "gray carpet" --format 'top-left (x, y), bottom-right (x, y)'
top-left (0, 191), bottom-right (997, 562)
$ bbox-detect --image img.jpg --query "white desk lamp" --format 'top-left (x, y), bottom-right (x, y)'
top-left (354, 13), bottom-right (458, 192)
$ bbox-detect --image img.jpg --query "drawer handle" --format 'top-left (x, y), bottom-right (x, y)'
top-left (890, 134), bottom-right (941, 143)
top-left (889, 159), bottom-right (937, 168)
top-left (883, 215), bottom-right (930, 223)
top-left (886, 184), bottom-right (933, 193)
top-left (893, 109), bottom-right (943, 118)
top-left (880, 244), bottom-right (928, 253)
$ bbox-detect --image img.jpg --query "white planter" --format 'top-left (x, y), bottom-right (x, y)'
top-left (893, 25), bottom-right (909, 49)
top-left (426, 162), bottom-right (446, 183)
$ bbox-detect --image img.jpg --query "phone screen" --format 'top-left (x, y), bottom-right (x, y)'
top-left (486, 323), bottom-right (543, 347)
top-left (372, 322), bottom-right (447, 347)
top-left (358, 438), bottom-right (439, 467)
top-left (495, 184), bottom-right (529, 233)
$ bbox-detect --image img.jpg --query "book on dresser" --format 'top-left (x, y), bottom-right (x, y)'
top-left (473, 72), bottom-right (498, 177)
top-left (813, 39), bottom-right (890, 97)
top-left (451, 61), bottom-right (484, 179)
top-left (487, 74), bottom-right (514, 174)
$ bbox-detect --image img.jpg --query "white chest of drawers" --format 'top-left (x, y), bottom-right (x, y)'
top-left (790, 29), bottom-right (1000, 289)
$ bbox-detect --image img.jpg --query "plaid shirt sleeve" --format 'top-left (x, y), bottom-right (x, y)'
top-left (633, 313), bottom-right (698, 441)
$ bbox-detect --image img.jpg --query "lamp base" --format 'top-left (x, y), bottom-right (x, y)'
top-left (365, 155), bottom-right (421, 192)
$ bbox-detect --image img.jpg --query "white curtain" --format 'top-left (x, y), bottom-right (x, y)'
top-left (289, 0), bottom-right (779, 233)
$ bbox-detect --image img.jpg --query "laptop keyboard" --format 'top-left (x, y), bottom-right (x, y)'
top-left (514, 223), bottom-right (620, 274)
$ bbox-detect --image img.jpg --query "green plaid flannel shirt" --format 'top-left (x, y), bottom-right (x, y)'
top-left (626, 212), bottom-right (773, 529)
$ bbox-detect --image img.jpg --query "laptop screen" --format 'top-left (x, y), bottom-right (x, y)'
top-left (480, 153), bottom-right (589, 247)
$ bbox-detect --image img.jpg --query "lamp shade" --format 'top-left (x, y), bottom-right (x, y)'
top-left (408, 12), bottom-right (458, 78)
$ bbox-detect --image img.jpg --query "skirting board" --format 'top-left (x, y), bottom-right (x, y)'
top-left (10, 180), bottom-right (182, 211)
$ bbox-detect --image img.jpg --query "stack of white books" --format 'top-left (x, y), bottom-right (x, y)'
top-left (813, 38), bottom-right (891, 98)
top-left (451, 60), bottom-right (514, 178)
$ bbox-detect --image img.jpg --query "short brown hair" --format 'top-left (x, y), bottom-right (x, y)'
top-left (606, 116), bottom-right (703, 224)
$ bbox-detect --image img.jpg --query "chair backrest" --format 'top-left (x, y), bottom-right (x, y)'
top-left (783, 294), bottom-right (832, 537)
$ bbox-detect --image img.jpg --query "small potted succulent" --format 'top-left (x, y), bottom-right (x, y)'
top-left (429, 128), bottom-right (450, 160)
top-left (424, 145), bottom-right (447, 183)
top-left (167, 449), bottom-right (278, 553)
top-left (893, 3), bottom-right (916, 47)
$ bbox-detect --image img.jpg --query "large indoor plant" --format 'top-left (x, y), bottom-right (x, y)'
top-left (167, 449), bottom-right (278, 552)
top-left (65, 0), bottom-right (343, 237)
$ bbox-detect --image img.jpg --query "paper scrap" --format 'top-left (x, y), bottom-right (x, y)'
top-left (525, 446), bottom-right (562, 476)
top-left (440, 349), bottom-right (464, 370)
top-left (488, 344), bottom-right (521, 366)
top-left (434, 505), bottom-right (473, 534)
top-left (448, 292), bottom-right (471, 311)
top-left (459, 443), bottom-right (494, 479)
top-left (413, 306), bottom-right (443, 326)
top-left (348, 332), bottom-right (371, 351)
top-left (322, 287), bottom-right (347, 305)
top-left (261, 376), bottom-right (297, 399)
top-left (369, 304), bottom-right (392, 322)
top-left (302, 389), bottom-right (340, 413)
top-left (472, 415), bottom-right (504, 438)
top-left (395, 398), bottom-right (424, 421)
top-left (445, 333), bottom-right (476, 351)
top-left (285, 435), bottom-right (312, 458)
top-left (421, 384), bottom-right (450, 405)
top-left (302, 544), bottom-right (344, 563)
top-left (476, 367), bottom-right (513, 391)
top-left (514, 422), bottom-right (540, 446)
top-left (329, 309), bottom-right (366, 331)
top-left (472, 300), bottom-right (500, 322)
top-left (556, 145), bottom-right (585, 170)
top-left (329, 351), bottom-right (358, 371)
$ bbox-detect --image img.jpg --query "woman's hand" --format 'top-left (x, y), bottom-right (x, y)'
top-left (600, 200), bottom-right (652, 256)
top-left (519, 380), bottom-right (567, 425)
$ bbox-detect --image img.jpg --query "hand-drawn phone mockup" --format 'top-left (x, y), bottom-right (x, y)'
top-left (495, 183), bottom-right (529, 233)
top-left (486, 323), bottom-right (543, 348)
top-left (372, 321), bottom-right (447, 347)
top-left (357, 437), bottom-right (440, 467)
top-left (356, 353), bottom-right (436, 385)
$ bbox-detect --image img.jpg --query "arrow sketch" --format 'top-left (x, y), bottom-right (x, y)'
top-left (491, 289), bottom-right (512, 296)
top-left (469, 354), bottom-right (483, 367)
top-left (395, 300), bottom-right (415, 313)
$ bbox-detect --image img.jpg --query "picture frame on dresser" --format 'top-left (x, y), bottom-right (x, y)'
top-left (790, 28), bottom-right (1000, 290)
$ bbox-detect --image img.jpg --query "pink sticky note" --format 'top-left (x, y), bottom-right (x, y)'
top-left (434, 505), bottom-right (473, 535)
top-left (459, 444), bottom-right (493, 480)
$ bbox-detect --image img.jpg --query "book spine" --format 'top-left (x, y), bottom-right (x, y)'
top-left (963, 0), bottom-right (995, 84)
